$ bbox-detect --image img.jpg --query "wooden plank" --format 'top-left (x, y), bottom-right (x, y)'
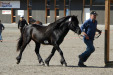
top-left (45, 0), bottom-right (47, 23)
top-left (27, 0), bottom-right (29, 23)
top-left (55, 0), bottom-right (56, 21)
top-left (90, 0), bottom-right (92, 6)
top-left (11, 8), bottom-right (13, 23)
top-left (105, 61), bottom-right (113, 67)
top-left (64, 0), bottom-right (66, 16)
top-left (82, 0), bottom-right (85, 23)
top-left (105, 0), bottom-right (110, 64)
top-left (111, 0), bottom-right (113, 3)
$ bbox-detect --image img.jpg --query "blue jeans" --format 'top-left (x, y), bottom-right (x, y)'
top-left (0, 30), bottom-right (2, 40)
top-left (80, 38), bottom-right (95, 62)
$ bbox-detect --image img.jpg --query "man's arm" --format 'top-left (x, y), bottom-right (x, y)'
top-left (18, 20), bottom-right (20, 29)
top-left (25, 20), bottom-right (28, 25)
top-left (2, 24), bottom-right (5, 30)
top-left (81, 21), bottom-right (89, 39)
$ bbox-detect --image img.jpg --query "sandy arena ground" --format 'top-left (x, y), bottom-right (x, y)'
top-left (0, 24), bottom-right (113, 75)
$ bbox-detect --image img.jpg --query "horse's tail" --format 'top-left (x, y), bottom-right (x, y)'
top-left (17, 27), bottom-right (26, 52)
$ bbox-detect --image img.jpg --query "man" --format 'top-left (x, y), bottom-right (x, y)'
top-left (0, 20), bottom-right (5, 42)
top-left (18, 16), bottom-right (28, 33)
top-left (78, 11), bottom-right (101, 67)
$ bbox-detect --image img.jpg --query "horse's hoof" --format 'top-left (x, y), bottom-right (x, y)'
top-left (16, 57), bottom-right (21, 64)
top-left (16, 61), bottom-right (20, 64)
top-left (40, 62), bottom-right (45, 66)
top-left (39, 60), bottom-right (45, 66)
top-left (64, 63), bottom-right (67, 67)
top-left (60, 61), bottom-right (67, 67)
top-left (61, 61), bottom-right (63, 65)
top-left (45, 61), bottom-right (49, 66)
top-left (45, 63), bottom-right (49, 66)
top-left (62, 63), bottom-right (67, 67)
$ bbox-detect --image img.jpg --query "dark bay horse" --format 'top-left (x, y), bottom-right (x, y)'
top-left (16, 15), bottom-right (81, 66)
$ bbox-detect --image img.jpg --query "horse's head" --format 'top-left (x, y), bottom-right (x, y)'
top-left (68, 15), bottom-right (81, 35)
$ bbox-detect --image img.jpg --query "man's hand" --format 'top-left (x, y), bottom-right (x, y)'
top-left (85, 35), bottom-right (89, 39)
top-left (82, 32), bottom-right (89, 40)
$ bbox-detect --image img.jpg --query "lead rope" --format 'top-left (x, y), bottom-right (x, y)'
top-left (78, 31), bottom-right (102, 40)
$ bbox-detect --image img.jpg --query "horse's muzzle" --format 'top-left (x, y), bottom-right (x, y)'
top-left (75, 27), bottom-right (81, 35)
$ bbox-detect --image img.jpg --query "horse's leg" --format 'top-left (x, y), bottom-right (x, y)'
top-left (16, 37), bottom-right (31, 64)
top-left (35, 43), bottom-right (44, 65)
top-left (45, 47), bottom-right (56, 66)
top-left (54, 44), bottom-right (67, 66)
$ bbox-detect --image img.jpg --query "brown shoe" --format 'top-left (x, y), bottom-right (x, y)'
top-left (0, 40), bottom-right (3, 42)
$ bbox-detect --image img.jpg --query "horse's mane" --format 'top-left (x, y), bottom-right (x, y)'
top-left (29, 18), bottom-right (42, 25)
top-left (45, 16), bottom-right (71, 34)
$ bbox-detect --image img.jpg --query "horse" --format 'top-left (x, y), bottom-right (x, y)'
top-left (16, 15), bottom-right (81, 66)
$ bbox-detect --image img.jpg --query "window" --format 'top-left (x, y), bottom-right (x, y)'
top-left (56, 8), bottom-right (59, 16)
top-left (29, 8), bottom-right (32, 17)
top-left (92, 0), bottom-right (105, 5)
top-left (66, 0), bottom-right (69, 5)
top-left (13, 17), bottom-right (16, 22)
top-left (56, 0), bottom-right (59, 5)
top-left (47, 0), bottom-right (50, 6)
top-left (13, 9), bottom-right (16, 16)
top-left (29, 0), bottom-right (32, 7)
top-left (47, 8), bottom-right (50, 16)
top-left (85, 0), bottom-right (90, 5)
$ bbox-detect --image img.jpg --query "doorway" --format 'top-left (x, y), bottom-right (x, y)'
top-left (84, 8), bottom-right (90, 22)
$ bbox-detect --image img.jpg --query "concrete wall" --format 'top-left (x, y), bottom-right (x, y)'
top-left (71, 0), bottom-right (83, 24)
top-left (90, 6), bottom-right (105, 25)
top-left (47, 0), bottom-right (55, 23)
top-left (0, 9), bottom-right (11, 23)
top-left (32, 0), bottom-right (45, 23)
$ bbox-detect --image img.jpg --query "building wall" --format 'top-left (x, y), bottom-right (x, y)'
top-left (16, 0), bottom-right (27, 23)
top-left (71, 0), bottom-right (83, 24)
top-left (110, 6), bottom-right (113, 25)
top-left (0, 0), bottom-right (113, 25)
top-left (0, 0), bottom-right (28, 23)
top-left (0, 9), bottom-right (11, 23)
top-left (32, 0), bottom-right (45, 23)
top-left (88, 5), bottom-right (113, 25)
top-left (90, 6), bottom-right (105, 25)
top-left (45, 0), bottom-right (83, 24)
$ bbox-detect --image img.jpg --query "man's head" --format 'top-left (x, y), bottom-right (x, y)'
top-left (20, 15), bottom-right (24, 21)
top-left (90, 11), bottom-right (97, 20)
top-left (20, 15), bottom-right (24, 19)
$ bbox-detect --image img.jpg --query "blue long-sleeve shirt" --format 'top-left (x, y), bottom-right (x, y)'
top-left (80, 19), bottom-right (97, 40)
